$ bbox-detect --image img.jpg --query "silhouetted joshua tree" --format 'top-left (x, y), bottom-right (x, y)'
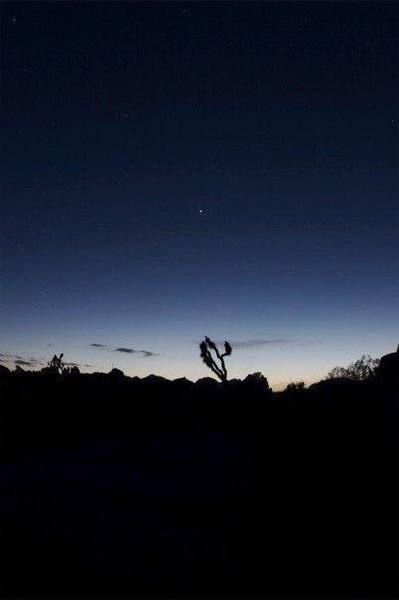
top-left (200, 336), bottom-right (232, 383)
top-left (47, 353), bottom-right (65, 375)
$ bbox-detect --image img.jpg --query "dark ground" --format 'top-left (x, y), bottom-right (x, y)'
top-left (1, 370), bottom-right (398, 598)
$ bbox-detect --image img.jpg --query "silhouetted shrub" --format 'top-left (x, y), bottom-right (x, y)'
top-left (242, 372), bottom-right (270, 394)
top-left (285, 381), bottom-right (306, 392)
top-left (196, 377), bottom-right (220, 389)
top-left (326, 354), bottom-right (379, 381)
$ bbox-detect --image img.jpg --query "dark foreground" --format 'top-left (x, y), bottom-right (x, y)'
top-left (1, 370), bottom-right (398, 598)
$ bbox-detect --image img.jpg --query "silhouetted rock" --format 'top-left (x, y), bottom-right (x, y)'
top-left (309, 377), bottom-right (360, 393)
top-left (108, 367), bottom-right (125, 378)
top-left (195, 377), bottom-right (220, 388)
top-left (142, 374), bottom-right (169, 385)
top-left (376, 345), bottom-right (399, 383)
top-left (224, 378), bottom-right (241, 393)
top-left (171, 377), bottom-right (194, 397)
top-left (0, 364), bottom-right (11, 376)
top-left (172, 377), bottom-right (192, 386)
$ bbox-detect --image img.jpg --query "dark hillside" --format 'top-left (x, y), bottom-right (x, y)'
top-left (1, 364), bottom-right (398, 598)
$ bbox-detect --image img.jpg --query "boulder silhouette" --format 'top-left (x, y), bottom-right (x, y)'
top-left (196, 377), bottom-right (220, 388)
top-left (108, 368), bottom-right (125, 378)
top-left (376, 345), bottom-right (399, 383)
top-left (0, 364), bottom-right (11, 376)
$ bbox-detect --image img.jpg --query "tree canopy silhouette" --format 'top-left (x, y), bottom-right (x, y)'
top-left (326, 354), bottom-right (380, 381)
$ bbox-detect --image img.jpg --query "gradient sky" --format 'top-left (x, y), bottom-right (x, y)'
top-left (1, 1), bottom-right (398, 387)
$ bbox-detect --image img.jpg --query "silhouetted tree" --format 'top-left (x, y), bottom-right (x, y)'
top-left (200, 337), bottom-right (232, 383)
top-left (285, 381), bottom-right (306, 392)
top-left (326, 354), bottom-right (379, 381)
top-left (49, 353), bottom-right (65, 374)
top-left (243, 372), bottom-right (270, 392)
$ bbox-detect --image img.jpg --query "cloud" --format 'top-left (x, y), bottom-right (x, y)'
top-left (115, 347), bottom-right (138, 354)
top-left (115, 347), bottom-right (158, 357)
top-left (4, 354), bottom-right (44, 367)
top-left (204, 339), bottom-right (318, 349)
top-left (65, 362), bottom-right (80, 367)
top-left (91, 344), bottom-right (158, 357)
top-left (141, 350), bottom-right (158, 358)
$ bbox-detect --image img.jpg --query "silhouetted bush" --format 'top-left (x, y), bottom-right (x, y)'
top-left (326, 354), bottom-right (380, 380)
top-left (242, 372), bottom-right (270, 395)
top-left (285, 381), bottom-right (306, 393)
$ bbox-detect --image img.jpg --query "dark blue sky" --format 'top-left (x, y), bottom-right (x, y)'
top-left (1, 1), bottom-right (398, 385)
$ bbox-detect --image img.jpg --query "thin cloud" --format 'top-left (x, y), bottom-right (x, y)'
top-left (115, 347), bottom-right (138, 354)
top-left (7, 355), bottom-right (44, 367)
top-left (91, 343), bottom-right (158, 357)
top-left (27, 357), bottom-right (44, 365)
top-left (115, 347), bottom-right (158, 357)
top-left (202, 339), bottom-right (319, 349)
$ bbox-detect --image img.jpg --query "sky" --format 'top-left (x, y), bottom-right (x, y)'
top-left (1, 1), bottom-right (398, 387)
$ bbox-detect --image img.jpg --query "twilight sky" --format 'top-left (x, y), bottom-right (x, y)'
top-left (1, 1), bottom-right (398, 387)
